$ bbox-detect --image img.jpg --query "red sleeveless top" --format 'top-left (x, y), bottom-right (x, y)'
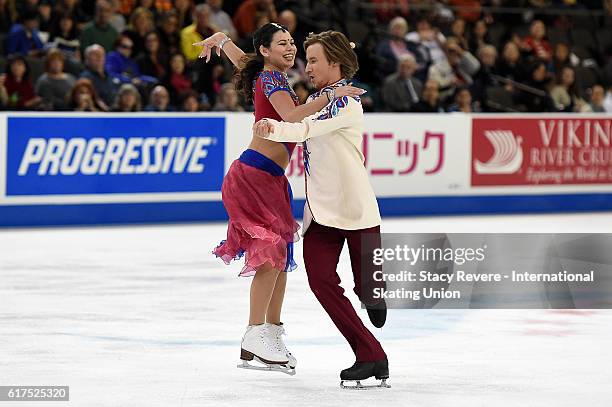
top-left (253, 70), bottom-right (299, 156)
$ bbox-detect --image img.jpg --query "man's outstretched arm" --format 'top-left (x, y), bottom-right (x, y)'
top-left (254, 97), bottom-right (362, 143)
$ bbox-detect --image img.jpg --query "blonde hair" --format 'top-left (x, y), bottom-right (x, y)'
top-left (303, 30), bottom-right (359, 80)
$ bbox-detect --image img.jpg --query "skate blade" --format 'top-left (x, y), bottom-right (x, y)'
top-left (340, 378), bottom-right (390, 390)
top-left (238, 359), bottom-right (296, 376)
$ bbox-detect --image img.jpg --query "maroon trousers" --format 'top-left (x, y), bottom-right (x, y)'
top-left (303, 221), bottom-right (386, 362)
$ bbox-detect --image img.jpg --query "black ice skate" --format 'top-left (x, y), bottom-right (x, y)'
top-left (366, 299), bottom-right (387, 328)
top-left (340, 358), bottom-right (390, 389)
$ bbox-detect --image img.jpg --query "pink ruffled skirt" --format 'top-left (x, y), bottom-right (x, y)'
top-left (213, 149), bottom-right (300, 277)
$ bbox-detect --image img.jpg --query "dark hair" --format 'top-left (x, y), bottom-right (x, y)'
top-left (51, 12), bottom-right (78, 41)
top-left (234, 22), bottom-right (289, 102)
top-left (557, 65), bottom-right (581, 98)
top-left (6, 55), bottom-right (31, 81)
top-left (453, 86), bottom-right (471, 101)
top-left (113, 34), bottom-right (133, 50)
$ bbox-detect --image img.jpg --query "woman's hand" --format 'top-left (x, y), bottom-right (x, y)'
top-left (193, 32), bottom-right (229, 63)
top-left (253, 119), bottom-right (275, 138)
top-left (333, 84), bottom-right (367, 99)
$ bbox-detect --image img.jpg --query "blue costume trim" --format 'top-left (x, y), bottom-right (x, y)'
top-left (239, 149), bottom-right (284, 176)
top-left (226, 149), bottom-right (296, 273)
top-left (260, 70), bottom-right (299, 105)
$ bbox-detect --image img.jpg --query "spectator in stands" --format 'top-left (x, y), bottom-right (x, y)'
top-left (36, 49), bottom-right (76, 110)
top-left (51, 0), bottom-right (89, 28)
top-left (206, 0), bottom-right (237, 41)
top-left (174, 0), bottom-right (193, 28)
top-left (468, 19), bottom-right (490, 55)
top-left (179, 90), bottom-right (200, 112)
top-left (471, 44), bottom-right (500, 105)
top-left (1, 55), bottom-right (41, 109)
top-left (411, 79), bottom-right (444, 112)
top-left (212, 83), bottom-right (243, 112)
top-left (123, 7), bottom-right (154, 58)
top-left (105, 34), bottom-right (153, 85)
top-left (80, 44), bottom-right (117, 107)
top-left (165, 53), bottom-right (192, 104)
top-left (550, 42), bottom-right (579, 74)
top-left (0, 73), bottom-right (7, 107)
top-left (428, 36), bottom-right (480, 103)
top-left (112, 82), bottom-right (141, 111)
top-left (0, 0), bottom-right (17, 32)
top-left (14, 0), bottom-right (39, 17)
top-left (519, 60), bottom-right (554, 112)
top-left (449, 0), bottom-right (481, 22)
top-left (382, 54), bottom-right (423, 112)
top-left (550, 65), bottom-right (588, 112)
top-left (48, 12), bottom-right (80, 61)
top-left (522, 19), bottom-right (552, 62)
top-left (158, 10), bottom-right (181, 56)
top-left (144, 84), bottom-right (173, 111)
top-left (496, 41), bottom-right (528, 84)
top-left (67, 77), bottom-right (109, 111)
top-left (605, 85), bottom-right (612, 113)
top-left (583, 84), bottom-right (606, 112)
top-left (80, 0), bottom-right (119, 52)
top-left (107, 0), bottom-right (127, 33)
top-left (6, 10), bottom-right (45, 56)
top-left (375, 16), bottom-right (431, 83)
top-left (232, 0), bottom-right (277, 39)
top-left (371, 0), bottom-right (410, 24)
top-left (449, 17), bottom-right (469, 50)
top-left (153, 0), bottom-right (173, 14)
top-left (181, 4), bottom-right (218, 62)
top-left (292, 81), bottom-right (309, 105)
top-left (37, 1), bottom-right (53, 35)
top-left (134, 0), bottom-right (159, 21)
top-left (447, 86), bottom-right (479, 112)
top-left (136, 31), bottom-right (168, 80)
top-left (406, 17), bottom-right (447, 69)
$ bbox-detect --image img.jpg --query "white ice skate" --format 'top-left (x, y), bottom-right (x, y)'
top-left (238, 324), bottom-right (295, 375)
top-left (266, 322), bottom-right (297, 369)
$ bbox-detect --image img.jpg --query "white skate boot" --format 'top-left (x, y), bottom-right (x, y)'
top-left (266, 323), bottom-right (297, 369)
top-left (238, 324), bottom-right (295, 375)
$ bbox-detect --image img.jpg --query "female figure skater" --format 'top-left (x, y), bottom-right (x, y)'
top-left (193, 23), bottom-right (364, 373)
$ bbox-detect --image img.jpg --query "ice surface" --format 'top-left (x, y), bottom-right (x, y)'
top-left (1, 213), bottom-right (611, 406)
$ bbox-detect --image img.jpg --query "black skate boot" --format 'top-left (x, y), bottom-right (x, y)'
top-left (340, 358), bottom-right (390, 389)
top-left (366, 299), bottom-right (387, 328)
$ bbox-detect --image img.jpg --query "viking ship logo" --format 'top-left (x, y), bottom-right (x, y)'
top-left (474, 130), bottom-right (523, 174)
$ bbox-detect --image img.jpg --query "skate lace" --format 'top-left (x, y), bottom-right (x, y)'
top-left (259, 328), bottom-right (278, 353)
top-left (272, 326), bottom-right (291, 355)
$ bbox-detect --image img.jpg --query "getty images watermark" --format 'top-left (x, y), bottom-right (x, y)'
top-left (360, 234), bottom-right (612, 309)
top-left (0, 386), bottom-right (69, 401)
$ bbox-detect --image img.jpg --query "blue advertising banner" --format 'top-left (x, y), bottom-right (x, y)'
top-left (6, 116), bottom-right (225, 195)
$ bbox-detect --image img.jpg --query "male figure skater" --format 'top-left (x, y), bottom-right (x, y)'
top-left (253, 31), bottom-right (389, 389)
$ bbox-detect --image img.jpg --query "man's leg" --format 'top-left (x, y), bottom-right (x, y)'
top-left (304, 222), bottom-right (386, 362)
top-left (345, 225), bottom-right (385, 306)
top-left (344, 226), bottom-right (387, 359)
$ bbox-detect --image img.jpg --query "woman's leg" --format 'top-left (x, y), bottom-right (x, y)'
top-left (266, 271), bottom-right (287, 325)
top-left (249, 262), bottom-right (281, 325)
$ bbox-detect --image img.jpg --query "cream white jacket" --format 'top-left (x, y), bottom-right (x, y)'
top-left (264, 85), bottom-right (381, 233)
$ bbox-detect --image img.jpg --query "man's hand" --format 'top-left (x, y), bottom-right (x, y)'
top-left (253, 119), bottom-right (275, 139)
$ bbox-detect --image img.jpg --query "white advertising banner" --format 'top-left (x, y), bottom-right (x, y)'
top-left (284, 113), bottom-right (473, 199)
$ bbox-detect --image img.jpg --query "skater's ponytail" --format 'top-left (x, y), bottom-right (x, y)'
top-left (234, 23), bottom-right (288, 103)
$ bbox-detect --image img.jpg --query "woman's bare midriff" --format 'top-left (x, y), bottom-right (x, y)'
top-left (247, 136), bottom-right (291, 169)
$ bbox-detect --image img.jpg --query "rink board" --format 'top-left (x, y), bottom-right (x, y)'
top-left (1, 112), bottom-right (611, 226)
